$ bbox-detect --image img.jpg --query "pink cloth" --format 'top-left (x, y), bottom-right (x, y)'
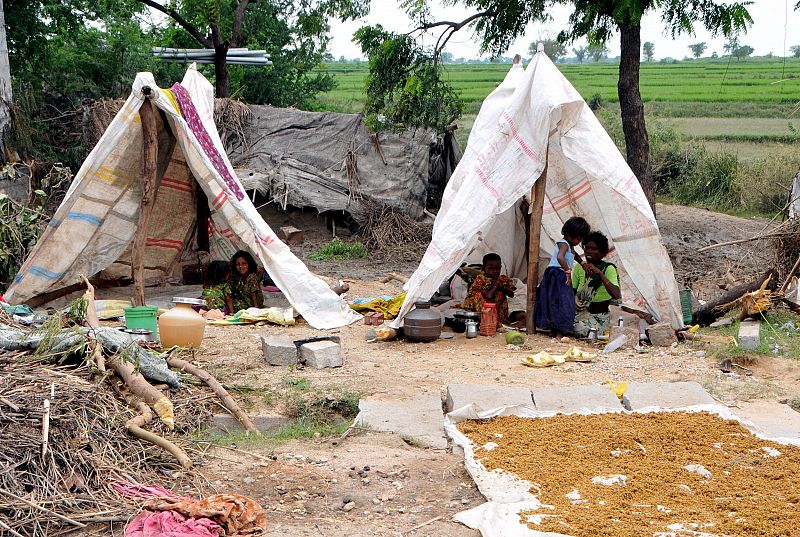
top-left (125, 510), bottom-right (220, 537)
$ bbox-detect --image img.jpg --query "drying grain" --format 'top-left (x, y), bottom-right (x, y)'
top-left (459, 412), bottom-right (800, 537)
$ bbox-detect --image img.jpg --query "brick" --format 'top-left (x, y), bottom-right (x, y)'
top-left (738, 319), bottom-right (761, 350)
top-left (300, 340), bottom-right (343, 369)
top-left (646, 322), bottom-right (677, 347)
top-left (261, 334), bottom-right (298, 366)
top-left (608, 326), bottom-right (640, 349)
top-left (278, 226), bottom-right (304, 245)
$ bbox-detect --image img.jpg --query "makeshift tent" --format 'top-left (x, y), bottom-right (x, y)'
top-left (392, 51), bottom-right (683, 329)
top-left (6, 65), bottom-right (360, 329)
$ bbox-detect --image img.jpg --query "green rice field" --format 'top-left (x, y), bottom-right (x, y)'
top-left (320, 57), bottom-right (800, 117)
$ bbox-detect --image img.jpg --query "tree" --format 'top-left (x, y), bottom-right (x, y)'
top-left (688, 42), bottom-right (707, 58)
top-left (139, 0), bottom-right (369, 97)
top-left (573, 45), bottom-right (587, 63)
top-left (0, 0), bottom-right (11, 162)
top-left (440, 51), bottom-right (454, 63)
top-left (723, 36), bottom-right (740, 56)
top-left (791, 45), bottom-right (800, 57)
top-left (588, 42), bottom-right (609, 62)
top-left (735, 44), bottom-right (754, 58)
top-left (531, 36), bottom-right (566, 62)
top-left (642, 41), bottom-right (654, 61)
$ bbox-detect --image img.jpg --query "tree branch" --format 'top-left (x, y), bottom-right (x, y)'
top-left (137, 0), bottom-right (212, 48)
top-left (231, 0), bottom-right (251, 46)
top-left (418, 9), bottom-right (499, 33)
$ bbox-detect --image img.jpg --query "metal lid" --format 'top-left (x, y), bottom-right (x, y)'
top-left (453, 311), bottom-right (480, 319)
top-left (172, 297), bottom-right (207, 306)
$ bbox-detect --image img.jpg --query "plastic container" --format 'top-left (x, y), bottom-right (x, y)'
top-left (158, 298), bottom-right (207, 348)
top-left (404, 301), bottom-right (442, 343)
top-left (123, 306), bottom-right (159, 341)
top-left (679, 288), bottom-right (694, 326)
top-left (479, 302), bottom-right (498, 336)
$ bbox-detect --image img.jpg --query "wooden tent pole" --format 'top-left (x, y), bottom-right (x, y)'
top-left (526, 160), bottom-right (548, 331)
top-left (132, 88), bottom-right (159, 307)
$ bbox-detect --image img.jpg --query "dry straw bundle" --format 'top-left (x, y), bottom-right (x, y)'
top-left (357, 200), bottom-right (432, 261)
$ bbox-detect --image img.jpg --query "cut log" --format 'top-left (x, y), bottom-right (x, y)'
top-left (132, 94), bottom-right (159, 307)
top-left (126, 401), bottom-right (191, 469)
top-left (693, 269), bottom-right (779, 326)
top-left (106, 353), bottom-right (175, 430)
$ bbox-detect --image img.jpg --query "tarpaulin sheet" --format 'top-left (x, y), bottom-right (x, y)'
top-left (6, 66), bottom-right (359, 329)
top-left (393, 52), bottom-right (683, 329)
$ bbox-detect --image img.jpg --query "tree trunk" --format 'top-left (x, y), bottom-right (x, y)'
top-left (214, 43), bottom-right (230, 97)
top-left (617, 22), bottom-right (655, 216)
top-left (0, 0), bottom-right (13, 163)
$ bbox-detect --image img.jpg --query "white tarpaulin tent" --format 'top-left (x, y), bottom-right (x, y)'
top-left (393, 51), bottom-right (683, 329)
top-left (6, 66), bottom-right (360, 329)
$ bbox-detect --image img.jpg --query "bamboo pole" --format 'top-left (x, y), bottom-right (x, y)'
top-left (526, 160), bottom-right (548, 331)
top-left (132, 89), bottom-right (159, 307)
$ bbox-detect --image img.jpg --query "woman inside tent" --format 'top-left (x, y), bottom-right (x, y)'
top-left (230, 250), bottom-right (265, 312)
top-left (572, 232), bottom-right (621, 337)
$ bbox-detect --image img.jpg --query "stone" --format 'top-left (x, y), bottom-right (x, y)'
top-left (262, 334), bottom-right (298, 366)
top-left (211, 414), bottom-right (291, 434)
top-left (646, 322), bottom-right (678, 347)
top-left (300, 340), bottom-right (343, 369)
top-left (357, 391), bottom-right (446, 448)
top-left (737, 319), bottom-right (761, 350)
top-left (731, 401), bottom-right (800, 441)
top-left (532, 384), bottom-right (622, 413)
top-left (609, 326), bottom-right (640, 349)
top-left (624, 381), bottom-right (716, 410)
top-left (445, 384), bottom-right (533, 413)
top-left (278, 226), bottom-right (304, 245)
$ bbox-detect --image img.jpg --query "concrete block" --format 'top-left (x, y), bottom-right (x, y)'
top-left (624, 381), bottom-right (716, 410)
top-left (261, 334), bottom-right (298, 366)
top-left (738, 319), bottom-right (761, 350)
top-left (300, 340), bottom-right (343, 369)
top-left (609, 326), bottom-right (640, 349)
top-left (211, 414), bottom-right (291, 434)
top-left (532, 384), bottom-right (622, 413)
top-left (278, 226), bottom-right (304, 245)
top-left (646, 322), bottom-right (677, 347)
top-left (357, 392), bottom-right (446, 448)
top-left (445, 384), bottom-right (533, 413)
top-left (731, 401), bottom-right (800, 442)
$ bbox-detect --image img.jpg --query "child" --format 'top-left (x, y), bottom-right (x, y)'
top-left (462, 253), bottom-right (516, 326)
top-left (572, 231), bottom-right (621, 338)
top-left (534, 216), bottom-right (590, 336)
top-left (202, 260), bottom-right (234, 314)
top-left (230, 250), bottom-right (265, 311)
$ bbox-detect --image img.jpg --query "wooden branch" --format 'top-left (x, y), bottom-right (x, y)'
top-left (231, 0), bottom-right (251, 46)
top-left (0, 488), bottom-right (86, 528)
top-left (106, 355), bottom-right (175, 430)
top-left (136, 0), bottom-right (212, 48)
top-left (166, 355), bottom-right (259, 435)
top-left (132, 95), bottom-right (160, 307)
top-left (693, 269), bottom-right (779, 326)
top-left (0, 518), bottom-right (25, 537)
top-left (419, 9), bottom-right (498, 32)
top-left (127, 401), bottom-right (192, 469)
top-left (380, 272), bottom-right (409, 284)
top-left (79, 274), bottom-right (99, 329)
top-left (41, 399), bottom-right (50, 458)
top-left (778, 254), bottom-right (800, 295)
top-left (526, 160), bottom-right (548, 331)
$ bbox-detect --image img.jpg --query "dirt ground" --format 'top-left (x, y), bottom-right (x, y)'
top-left (170, 204), bottom-right (797, 536)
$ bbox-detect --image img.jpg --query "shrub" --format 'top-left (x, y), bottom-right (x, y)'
top-left (308, 238), bottom-right (369, 260)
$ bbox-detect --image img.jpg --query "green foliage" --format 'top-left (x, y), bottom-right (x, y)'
top-left (0, 186), bottom-right (48, 289)
top-left (791, 45), bottom-right (800, 58)
top-left (308, 238), bottom-right (368, 260)
top-left (688, 42), bottom-right (707, 58)
top-left (354, 25), bottom-right (463, 133)
top-left (531, 37), bottom-right (566, 62)
top-left (280, 375), bottom-right (361, 439)
top-left (643, 41), bottom-right (655, 62)
top-left (587, 93), bottom-right (604, 111)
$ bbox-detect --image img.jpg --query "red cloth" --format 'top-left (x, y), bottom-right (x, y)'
top-left (125, 510), bottom-right (220, 537)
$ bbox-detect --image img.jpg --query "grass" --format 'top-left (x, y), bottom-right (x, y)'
top-left (308, 237), bottom-right (369, 261)
top-left (702, 310), bottom-right (800, 363)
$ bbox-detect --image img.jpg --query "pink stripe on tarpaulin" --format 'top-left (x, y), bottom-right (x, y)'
top-left (500, 112), bottom-right (542, 164)
top-left (170, 83), bottom-right (245, 202)
top-left (473, 163), bottom-right (500, 200)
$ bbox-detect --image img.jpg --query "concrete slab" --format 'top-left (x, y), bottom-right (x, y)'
top-left (624, 381), bottom-right (716, 410)
top-left (738, 319), bottom-right (761, 350)
top-left (357, 392), bottom-right (446, 448)
top-left (211, 414), bottom-right (291, 435)
top-left (731, 401), bottom-right (800, 441)
top-left (532, 384), bottom-right (622, 413)
top-left (445, 384), bottom-right (533, 413)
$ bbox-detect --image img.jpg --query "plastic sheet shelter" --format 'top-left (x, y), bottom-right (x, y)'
top-left (392, 51), bottom-right (683, 329)
top-left (6, 66), bottom-right (360, 329)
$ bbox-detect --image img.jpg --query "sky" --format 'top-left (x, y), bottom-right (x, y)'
top-left (329, 0), bottom-right (800, 60)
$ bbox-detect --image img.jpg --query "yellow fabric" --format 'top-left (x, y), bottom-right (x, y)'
top-left (349, 293), bottom-right (407, 319)
top-left (160, 89), bottom-right (181, 115)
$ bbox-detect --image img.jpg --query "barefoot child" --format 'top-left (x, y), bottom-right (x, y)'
top-left (462, 253), bottom-right (517, 327)
top-left (534, 216), bottom-right (590, 337)
top-left (202, 260), bottom-right (234, 314)
top-left (572, 231), bottom-right (622, 338)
